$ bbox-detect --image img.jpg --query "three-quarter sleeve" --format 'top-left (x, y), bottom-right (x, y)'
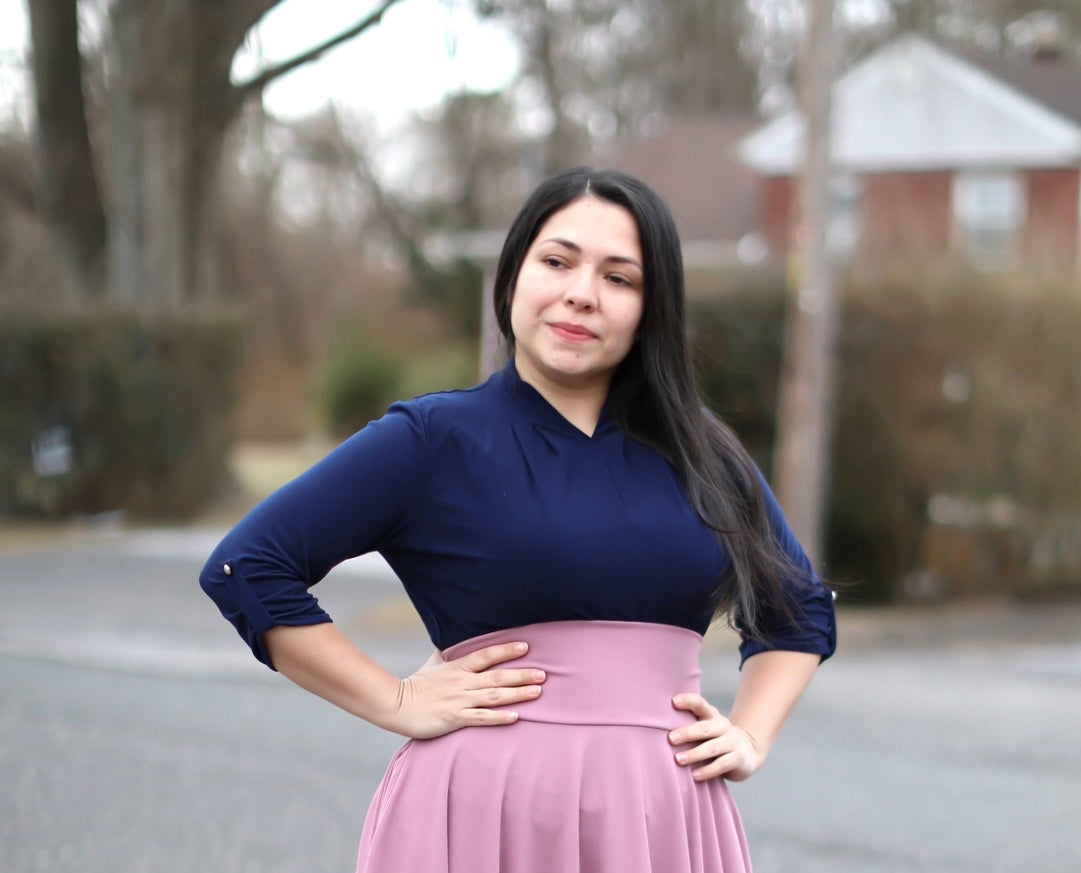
top-left (737, 474), bottom-right (837, 667)
top-left (199, 402), bottom-right (429, 668)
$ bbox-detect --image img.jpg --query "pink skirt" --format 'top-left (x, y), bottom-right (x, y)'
top-left (356, 620), bottom-right (752, 873)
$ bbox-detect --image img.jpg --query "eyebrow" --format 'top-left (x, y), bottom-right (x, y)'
top-left (540, 237), bottom-right (643, 270)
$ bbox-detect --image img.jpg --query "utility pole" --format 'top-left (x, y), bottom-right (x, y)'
top-left (772, 0), bottom-right (839, 566)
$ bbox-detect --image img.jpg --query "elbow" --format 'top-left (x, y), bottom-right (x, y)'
top-left (197, 554), bottom-right (274, 668)
top-left (198, 552), bottom-right (236, 612)
top-left (198, 555), bottom-right (224, 607)
top-left (197, 552), bottom-right (326, 670)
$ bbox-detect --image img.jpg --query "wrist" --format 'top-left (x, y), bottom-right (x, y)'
top-left (730, 720), bottom-right (769, 760)
top-left (362, 673), bottom-right (411, 734)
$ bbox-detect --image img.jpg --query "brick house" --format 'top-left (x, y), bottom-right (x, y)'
top-left (595, 116), bottom-right (771, 297)
top-left (737, 33), bottom-right (1081, 272)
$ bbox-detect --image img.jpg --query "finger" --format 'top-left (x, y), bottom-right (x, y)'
top-left (469, 683), bottom-right (543, 709)
top-left (668, 714), bottom-right (729, 747)
top-left (673, 737), bottom-right (728, 767)
top-left (690, 751), bottom-right (747, 782)
top-left (671, 693), bottom-right (720, 720)
top-left (691, 743), bottom-right (761, 782)
top-left (481, 667), bottom-right (547, 688)
top-left (460, 708), bottom-right (522, 727)
top-left (453, 642), bottom-right (529, 673)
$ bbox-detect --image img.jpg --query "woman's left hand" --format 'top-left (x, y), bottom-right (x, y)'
top-left (668, 693), bottom-right (765, 783)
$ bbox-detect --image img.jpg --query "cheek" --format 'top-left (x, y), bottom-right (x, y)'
top-left (509, 273), bottom-right (548, 329)
top-left (508, 290), bottom-right (525, 337)
top-left (617, 301), bottom-right (644, 346)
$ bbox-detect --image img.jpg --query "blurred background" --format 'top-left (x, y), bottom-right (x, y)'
top-left (2, 3), bottom-right (1081, 870)
top-left (3, 0), bottom-right (1080, 604)
top-left (2, 0), bottom-right (1080, 604)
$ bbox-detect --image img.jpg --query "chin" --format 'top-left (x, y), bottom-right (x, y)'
top-left (545, 363), bottom-right (612, 386)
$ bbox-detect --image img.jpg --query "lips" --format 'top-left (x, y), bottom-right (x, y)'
top-left (548, 322), bottom-right (597, 341)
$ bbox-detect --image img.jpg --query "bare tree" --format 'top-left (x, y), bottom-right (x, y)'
top-left (26, 0), bottom-right (404, 306)
top-left (491, 0), bottom-right (759, 171)
top-left (870, 0), bottom-right (1081, 52)
top-left (771, 0), bottom-right (840, 566)
top-left (26, 0), bottom-right (107, 299)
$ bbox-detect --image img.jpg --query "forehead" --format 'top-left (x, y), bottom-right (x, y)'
top-left (532, 197), bottom-right (641, 256)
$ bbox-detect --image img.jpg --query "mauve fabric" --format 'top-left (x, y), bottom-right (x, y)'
top-left (199, 359), bottom-right (836, 668)
top-left (356, 621), bottom-right (753, 873)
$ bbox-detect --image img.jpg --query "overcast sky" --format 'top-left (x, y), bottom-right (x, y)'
top-left (0, 0), bottom-right (519, 131)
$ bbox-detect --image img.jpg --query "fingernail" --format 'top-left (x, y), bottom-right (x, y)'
top-left (527, 686), bottom-right (541, 696)
top-left (669, 731), bottom-right (681, 743)
top-left (514, 643), bottom-right (528, 654)
top-left (672, 694), bottom-right (683, 705)
top-left (675, 753), bottom-right (687, 764)
top-left (532, 670), bottom-right (546, 681)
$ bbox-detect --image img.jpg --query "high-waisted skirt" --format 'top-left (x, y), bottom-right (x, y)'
top-left (356, 620), bottom-right (752, 873)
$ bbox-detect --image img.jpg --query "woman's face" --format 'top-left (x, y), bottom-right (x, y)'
top-left (510, 196), bottom-right (644, 394)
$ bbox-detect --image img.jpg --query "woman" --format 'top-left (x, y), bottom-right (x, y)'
top-left (200, 167), bottom-right (836, 872)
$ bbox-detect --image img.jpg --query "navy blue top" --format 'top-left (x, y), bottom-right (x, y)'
top-left (200, 360), bottom-right (836, 669)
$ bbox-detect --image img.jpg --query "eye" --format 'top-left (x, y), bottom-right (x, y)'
top-left (543, 256), bottom-right (566, 269)
top-left (606, 273), bottom-right (634, 287)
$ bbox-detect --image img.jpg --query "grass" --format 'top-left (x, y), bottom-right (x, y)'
top-left (230, 440), bottom-right (335, 502)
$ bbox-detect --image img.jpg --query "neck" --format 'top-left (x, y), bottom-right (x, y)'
top-left (513, 358), bottom-right (609, 436)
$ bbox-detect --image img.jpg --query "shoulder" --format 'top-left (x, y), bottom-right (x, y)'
top-left (389, 371), bottom-right (507, 439)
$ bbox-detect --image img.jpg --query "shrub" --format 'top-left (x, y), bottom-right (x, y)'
top-left (395, 342), bottom-right (479, 401)
top-left (0, 308), bottom-right (241, 519)
top-left (689, 268), bottom-right (1081, 602)
top-left (316, 325), bottom-right (482, 438)
top-left (834, 271), bottom-right (1081, 600)
top-left (317, 325), bottom-right (403, 438)
top-left (689, 274), bottom-right (786, 468)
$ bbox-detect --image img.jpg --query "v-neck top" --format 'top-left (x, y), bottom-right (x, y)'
top-left (200, 359), bottom-right (836, 668)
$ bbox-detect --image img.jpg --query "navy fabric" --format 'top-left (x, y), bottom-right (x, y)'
top-left (200, 360), bottom-right (836, 669)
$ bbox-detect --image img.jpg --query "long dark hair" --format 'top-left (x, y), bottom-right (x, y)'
top-left (493, 166), bottom-right (808, 639)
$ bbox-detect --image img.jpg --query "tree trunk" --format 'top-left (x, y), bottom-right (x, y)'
top-left (28, 0), bottom-right (404, 307)
top-left (106, 0), bottom-right (237, 306)
top-left (27, 0), bottom-right (107, 299)
top-left (771, 0), bottom-right (839, 567)
top-left (103, 0), bottom-right (397, 306)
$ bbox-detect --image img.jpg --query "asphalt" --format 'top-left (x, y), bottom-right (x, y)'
top-left (2, 525), bottom-right (1080, 872)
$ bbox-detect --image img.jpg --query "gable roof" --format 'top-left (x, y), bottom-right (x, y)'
top-left (739, 33), bottom-right (1081, 175)
top-left (952, 43), bottom-right (1081, 126)
top-left (597, 115), bottom-right (760, 242)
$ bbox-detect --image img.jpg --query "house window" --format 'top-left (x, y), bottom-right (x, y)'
top-left (828, 174), bottom-right (863, 259)
top-left (952, 172), bottom-right (1026, 264)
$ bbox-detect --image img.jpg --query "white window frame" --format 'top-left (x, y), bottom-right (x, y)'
top-left (951, 171), bottom-right (1027, 266)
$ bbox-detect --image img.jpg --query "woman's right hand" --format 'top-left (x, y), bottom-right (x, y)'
top-left (390, 642), bottom-right (546, 739)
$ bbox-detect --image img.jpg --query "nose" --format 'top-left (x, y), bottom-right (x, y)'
top-left (562, 268), bottom-right (598, 311)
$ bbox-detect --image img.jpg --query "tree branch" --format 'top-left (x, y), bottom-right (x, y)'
top-left (321, 108), bottom-right (449, 298)
top-left (232, 0), bottom-right (404, 103)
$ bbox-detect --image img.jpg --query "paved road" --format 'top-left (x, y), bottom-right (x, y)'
top-left (2, 528), bottom-right (1080, 872)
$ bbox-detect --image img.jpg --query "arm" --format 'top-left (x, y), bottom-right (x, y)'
top-left (668, 471), bottom-right (834, 781)
top-left (669, 649), bottom-right (820, 782)
top-left (264, 623), bottom-right (545, 739)
top-left (200, 403), bottom-right (548, 736)
top-left (199, 403), bottom-right (429, 667)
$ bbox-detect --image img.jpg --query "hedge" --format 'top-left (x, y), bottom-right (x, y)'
top-left (691, 270), bottom-right (1081, 602)
top-left (317, 322), bottom-right (478, 439)
top-left (0, 308), bottom-right (241, 519)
